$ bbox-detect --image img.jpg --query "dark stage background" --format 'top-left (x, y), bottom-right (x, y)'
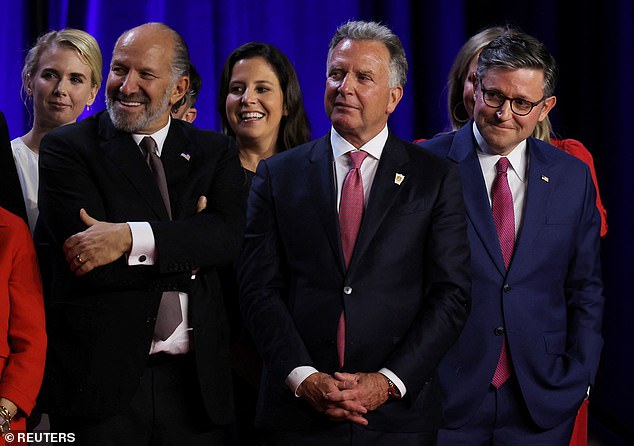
top-left (0, 0), bottom-right (632, 442)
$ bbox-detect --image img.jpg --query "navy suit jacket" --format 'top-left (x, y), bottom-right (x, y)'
top-left (418, 122), bottom-right (604, 430)
top-left (238, 132), bottom-right (471, 433)
top-left (35, 111), bottom-right (245, 423)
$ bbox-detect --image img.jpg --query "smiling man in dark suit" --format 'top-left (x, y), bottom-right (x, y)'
top-left (35, 23), bottom-right (244, 445)
top-left (238, 20), bottom-right (471, 446)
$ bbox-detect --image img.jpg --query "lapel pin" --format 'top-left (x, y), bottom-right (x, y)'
top-left (541, 175), bottom-right (549, 183)
top-left (394, 173), bottom-right (405, 186)
top-left (180, 152), bottom-right (191, 162)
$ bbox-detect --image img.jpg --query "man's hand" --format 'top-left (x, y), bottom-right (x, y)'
top-left (324, 372), bottom-right (390, 421)
top-left (296, 372), bottom-right (367, 424)
top-left (63, 208), bottom-right (132, 276)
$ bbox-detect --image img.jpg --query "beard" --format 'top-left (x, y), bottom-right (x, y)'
top-left (106, 82), bottom-right (174, 133)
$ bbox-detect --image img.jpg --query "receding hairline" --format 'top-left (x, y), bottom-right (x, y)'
top-left (114, 23), bottom-right (178, 53)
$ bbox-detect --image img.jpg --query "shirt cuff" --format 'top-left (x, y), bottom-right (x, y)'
top-left (286, 366), bottom-right (319, 397)
top-left (379, 367), bottom-right (407, 397)
top-left (127, 221), bottom-right (156, 265)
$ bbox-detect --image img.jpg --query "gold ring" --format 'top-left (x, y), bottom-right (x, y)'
top-left (76, 254), bottom-right (84, 264)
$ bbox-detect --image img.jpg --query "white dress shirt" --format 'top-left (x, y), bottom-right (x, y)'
top-left (286, 125), bottom-right (406, 397)
top-left (126, 118), bottom-right (192, 354)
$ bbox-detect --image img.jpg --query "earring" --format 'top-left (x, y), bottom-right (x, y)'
top-left (27, 87), bottom-right (32, 95)
top-left (85, 105), bottom-right (92, 112)
top-left (452, 103), bottom-right (469, 126)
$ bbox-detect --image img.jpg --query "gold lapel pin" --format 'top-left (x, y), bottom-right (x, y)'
top-left (394, 173), bottom-right (405, 186)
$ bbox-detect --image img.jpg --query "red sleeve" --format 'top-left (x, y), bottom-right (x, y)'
top-left (0, 215), bottom-right (47, 416)
top-left (550, 138), bottom-right (608, 237)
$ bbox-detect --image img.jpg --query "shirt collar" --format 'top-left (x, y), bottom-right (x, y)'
top-left (472, 121), bottom-right (527, 182)
top-left (330, 124), bottom-right (389, 161)
top-left (131, 117), bottom-right (172, 156)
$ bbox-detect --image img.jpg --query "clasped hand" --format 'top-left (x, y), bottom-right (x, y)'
top-left (63, 209), bottom-right (132, 276)
top-left (64, 197), bottom-right (207, 276)
top-left (296, 371), bottom-right (390, 425)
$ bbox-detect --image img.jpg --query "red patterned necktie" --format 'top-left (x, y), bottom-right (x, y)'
top-left (140, 137), bottom-right (182, 341)
top-left (337, 150), bottom-right (368, 368)
top-left (491, 157), bottom-right (514, 388)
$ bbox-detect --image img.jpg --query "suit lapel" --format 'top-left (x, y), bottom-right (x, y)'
top-left (449, 125), bottom-right (506, 275)
top-left (348, 133), bottom-right (408, 272)
top-left (98, 113), bottom-right (169, 220)
top-left (509, 139), bottom-right (552, 275)
top-left (307, 136), bottom-right (342, 267)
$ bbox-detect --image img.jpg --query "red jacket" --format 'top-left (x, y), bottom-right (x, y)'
top-left (0, 206), bottom-right (46, 431)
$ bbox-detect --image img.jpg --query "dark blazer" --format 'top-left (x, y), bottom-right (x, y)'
top-left (418, 122), bottom-right (604, 430)
top-left (238, 132), bottom-right (471, 433)
top-left (35, 111), bottom-right (245, 423)
top-left (0, 112), bottom-right (28, 223)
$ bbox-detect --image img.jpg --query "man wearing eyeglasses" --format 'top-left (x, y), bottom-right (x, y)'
top-left (418, 31), bottom-right (604, 445)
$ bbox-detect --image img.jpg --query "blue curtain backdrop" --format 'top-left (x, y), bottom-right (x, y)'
top-left (0, 0), bottom-right (632, 442)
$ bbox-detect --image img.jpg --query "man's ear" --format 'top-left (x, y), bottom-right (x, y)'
top-left (387, 86), bottom-right (403, 114)
top-left (538, 96), bottom-right (557, 121)
top-left (170, 76), bottom-right (190, 106)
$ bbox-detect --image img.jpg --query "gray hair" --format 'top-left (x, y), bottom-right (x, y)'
top-left (327, 20), bottom-right (408, 88)
top-left (477, 32), bottom-right (558, 97)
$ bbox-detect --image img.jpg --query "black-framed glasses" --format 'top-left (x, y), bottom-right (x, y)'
top-left (480, 87), bottom-right (546, 116)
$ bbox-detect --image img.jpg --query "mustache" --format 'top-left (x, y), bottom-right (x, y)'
top-left (110, 92), bottom-right (149, 103)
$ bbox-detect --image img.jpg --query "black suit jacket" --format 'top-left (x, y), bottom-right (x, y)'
top-left (0, 111), bottom-right (27, 222)
top-left (238, 133), bottom-right (471, 433)
top-left (35, 112), bottom-right (245, 423)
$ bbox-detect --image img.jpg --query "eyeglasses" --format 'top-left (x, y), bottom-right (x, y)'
top-left (480, 87), bottom-right (546, 116)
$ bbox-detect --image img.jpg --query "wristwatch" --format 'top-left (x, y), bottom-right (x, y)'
top-left (0, 406), bottom-right (12, 434)
top-left (385, 376), bottom-right (401, 399)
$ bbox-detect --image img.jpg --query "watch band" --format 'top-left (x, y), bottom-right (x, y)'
top-left (0, 405), bottom-right (11, 434)
top-left (385, 376), bottom-right (401, 399)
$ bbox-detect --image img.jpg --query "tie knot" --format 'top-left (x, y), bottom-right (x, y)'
top-left (497, 157), bottom-right (510, 174)
top-left (140, 136), bottom-right (158, 157)
top-left (348, 150), bottom-right (368, 169)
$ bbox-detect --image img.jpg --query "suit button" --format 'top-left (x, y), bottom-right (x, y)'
top-left (503, 284), bottom-right (511, 293)
top-left (139, 255), bottom-right (147, 263)
top-left (343, 286), bottom-right (352, 295)
top-left (494, 326), bottom-right (505, 336)
top-left (146, 316), bottom-right (156, 324)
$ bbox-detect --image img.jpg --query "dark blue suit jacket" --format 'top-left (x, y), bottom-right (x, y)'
top-left (238, 132), bottom-right (471, 433)
top-left (418, 122), bottom-right (604, 430)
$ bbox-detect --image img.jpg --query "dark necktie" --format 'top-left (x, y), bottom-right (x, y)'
top-left (140, 136), bottom-right (172, 219)
top-left (140, 136), bottom-right (182, 341)
top-left (491, 157), bottom-right (515, 388)
top-left (337, 150), bottom-right (368, 368)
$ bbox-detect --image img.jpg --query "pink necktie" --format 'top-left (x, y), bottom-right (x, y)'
top-left (337, 150), bottom-right (368, 367)
top-left (491, 157), bottom-right (514, 388)
top-left (140, 137), bottom-right (182, 341)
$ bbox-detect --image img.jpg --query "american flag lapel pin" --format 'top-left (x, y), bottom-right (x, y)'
top-left (541, 175), bottom-right (549, 182)
top-left (180, 152), bottom-right (191, 161)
